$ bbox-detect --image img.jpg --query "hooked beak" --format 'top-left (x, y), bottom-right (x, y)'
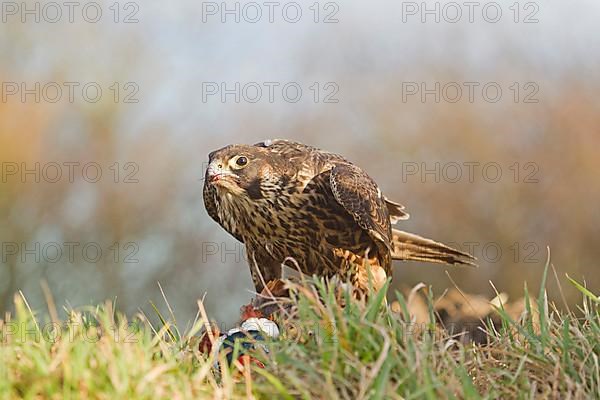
top-left (207, 162), bottom-right (236, 185)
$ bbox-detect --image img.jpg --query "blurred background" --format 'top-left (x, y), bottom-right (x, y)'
top-left (1, 0), bottom-right (599, 325)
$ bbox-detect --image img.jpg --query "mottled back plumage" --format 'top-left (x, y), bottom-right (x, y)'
top-left (203, 139), bottom-right (474, 293)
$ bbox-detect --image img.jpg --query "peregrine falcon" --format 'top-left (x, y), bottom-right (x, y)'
top-left (203, 139), bottom-right (475, 293)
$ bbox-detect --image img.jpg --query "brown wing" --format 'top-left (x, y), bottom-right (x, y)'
top-left (202, 180), bottom-right (244, 243)
top-left (255, 139), bottom-right (347, 171)
top-left (329, 163), bottom-right (392, 250)
top-left (384, 197), bottom-right (410, 223)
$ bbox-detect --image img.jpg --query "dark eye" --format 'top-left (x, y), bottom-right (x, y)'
top-left (235, 156), bottom-right (248, 167)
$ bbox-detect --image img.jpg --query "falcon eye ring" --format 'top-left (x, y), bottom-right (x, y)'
top-left (234, 156), bottom-right (248, 168)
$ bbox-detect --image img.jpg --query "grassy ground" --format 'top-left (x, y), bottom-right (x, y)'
top-left (0, 262), bottom-right (598, 399)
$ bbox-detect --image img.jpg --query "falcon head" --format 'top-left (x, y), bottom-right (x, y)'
top-left (205, 143), bottom-right (277, 199)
